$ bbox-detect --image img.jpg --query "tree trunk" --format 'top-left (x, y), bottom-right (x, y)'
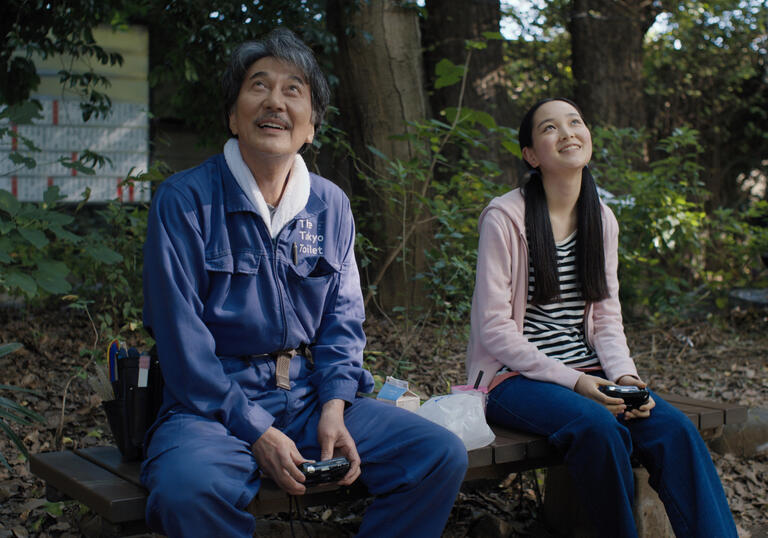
top-left (423, 0), bottom-right (519, 185)
top-left (569, 0), bottom-right (658, 128)
top-left (327, 0), bottom-right (431, 312)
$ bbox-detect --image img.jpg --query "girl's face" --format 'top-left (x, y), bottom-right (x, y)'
top-left (522, 100), bottom-right (592, 177)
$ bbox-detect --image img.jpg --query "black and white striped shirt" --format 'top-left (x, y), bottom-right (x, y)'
top-left (522, 232), bottom-right (599, 368)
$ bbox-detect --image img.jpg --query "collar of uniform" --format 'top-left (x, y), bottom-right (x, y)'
top-left (294, 176), bottom-right (328, 220)
top-left (221, 155), bottom-right (258, 215)
top-left (222, 139), bottom-right (311, 239)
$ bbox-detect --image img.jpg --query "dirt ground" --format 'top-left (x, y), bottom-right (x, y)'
top-left (0, 303), bottom-right (766, 537)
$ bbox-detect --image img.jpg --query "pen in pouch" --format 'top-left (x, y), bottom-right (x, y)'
top-left (107, 339), bottom-right (120, 398)
top-left (292, 242), bottom-right (298, 265)
top-left (138, 355), bottom-right (150, 388)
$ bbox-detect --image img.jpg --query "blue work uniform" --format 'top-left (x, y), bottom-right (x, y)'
top-left (140, 154), bottom-right (467, 537)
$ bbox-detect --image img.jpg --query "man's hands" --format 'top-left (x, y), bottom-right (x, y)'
top-left (251, 427), bottom-right (308, 495)
top-left (317, 399), bottom-right (361, 486)
top-left (574, 373), bottom-right (655, 420)
top-left (250, 399), bottom-right (361, 495)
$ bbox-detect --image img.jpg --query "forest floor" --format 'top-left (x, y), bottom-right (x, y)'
top-left (0, 303), bottom-right (766, 537)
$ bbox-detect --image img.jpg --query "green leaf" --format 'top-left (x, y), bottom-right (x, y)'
top-left (366, 145), bottom-right (390, 161)
top-left (43, 185), bottom-right (66, 206)
top-left (4, 272), bottom-right (37, 296)
top-left (0, 408), bottom-right (36, 427)
top-left (84, 243), bottom-right (123, 264)
top-left (18, 227), bottom-right (48, 249)
top-left (0, 237), bottom-right (11, 263)
top-left (59, 158), bottom-right (96, 176)
top-left (481, 31), bottom-right (504, 40)
top-left (0, 343), bottom-right (22, 357)
top-left (8, 152), bottom-right (37, 169)
top-left (34, 260), bottom-right (72, 294)
top-left (0, 190), bottom-right (20, 217)
top-left (44, 502), bottom-right (64, 517)
top-left (49, 224), bottom-right (82, 243)
top-left (0, 397), bottom-right (45, 423)
top-left (434, 58), bottom-right (464, 89)
top-left (0, 101), bottom-right (43, 124)
top-left (468, 109), bottom-right (497, 129)
top-left (501, 139), bottom-right (522, 158)
top-left (0, 418), bottom-right (29, 458)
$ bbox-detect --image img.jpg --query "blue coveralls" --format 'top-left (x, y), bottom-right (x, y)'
top-left (140, 154), bottom-right (467, 537)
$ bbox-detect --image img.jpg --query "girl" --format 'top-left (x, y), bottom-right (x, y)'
top-left (466, 97), bottom-right (737, 537)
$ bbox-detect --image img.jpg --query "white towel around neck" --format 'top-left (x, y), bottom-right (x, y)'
top-left (224, 138), bottom-right (310, 239)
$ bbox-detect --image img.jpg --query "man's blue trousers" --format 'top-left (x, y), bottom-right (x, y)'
top-left (140, 364), bottom-right (467, 537)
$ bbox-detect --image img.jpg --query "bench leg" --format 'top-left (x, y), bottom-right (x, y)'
top-left (543, 465), bottom-right (674, 538)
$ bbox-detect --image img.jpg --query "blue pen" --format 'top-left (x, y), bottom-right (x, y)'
top-left (107, 339), bottom-right (120, 398)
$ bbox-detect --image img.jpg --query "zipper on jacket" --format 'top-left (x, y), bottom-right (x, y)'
top-left (271, 231), bottom-right (289, 351)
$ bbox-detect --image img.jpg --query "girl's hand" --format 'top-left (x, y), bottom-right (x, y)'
top-left (616, 375), bottom-right (656, 420)
top-left (574, 374), bottom-right (626, 416)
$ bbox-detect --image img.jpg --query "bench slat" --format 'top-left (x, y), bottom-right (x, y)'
top-left (658, 393), bottom-right (748, 425)
top-left (467, 443), bottom-right (494, 468)
top-left (75, 446), bottom-right (142, 488)
top-left (28, 394), bottom-right (748, 527)
top-left (29, 451), bottom-right (146, 523)
top-left (489, 426), bottom-right (557, 464)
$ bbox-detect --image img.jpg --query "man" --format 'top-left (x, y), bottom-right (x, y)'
top-left (140, 28), bottom-right (467, 537)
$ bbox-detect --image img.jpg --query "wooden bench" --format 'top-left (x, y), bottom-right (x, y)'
top-left (29, 393), bottom-right (747, 534)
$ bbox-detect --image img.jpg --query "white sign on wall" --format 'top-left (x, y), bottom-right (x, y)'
top-left (0, 25), bottom-right (151, 203)
top-left (0, 97), bottom-right (150, 202)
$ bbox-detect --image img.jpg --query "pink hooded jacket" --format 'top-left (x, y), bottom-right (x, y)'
top-left (466, 188), bottom-right (638, 390)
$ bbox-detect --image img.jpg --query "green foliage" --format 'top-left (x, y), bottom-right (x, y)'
top-left (0, 343), bottom-right (46, 471)
top-left (346, 55), bottom-right (512, 326)
top-left (644, 1), bottom-right (767, 207)
top-left (123, 0), bottom-right (333, 146)
top-left (592, 125), bottom-right (767, 317)
top-left (63, 167), bottom-right (168, 341)
top-left (0, 177), bottom-right (154, 340)
top-left (1, 0), bottom-right (125, 113)
top-left (69, 197), bottom-right (147, 337)
top-left (0, 186), bottom-right (84, 297)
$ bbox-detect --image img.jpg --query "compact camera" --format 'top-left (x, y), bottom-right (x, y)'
top-left (299, 457), bottom-right (350, 486)
top-left (598, 385), bottom-right (650, 411)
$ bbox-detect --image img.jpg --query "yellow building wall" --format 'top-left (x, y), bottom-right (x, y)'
top-left (30, 25), bottom-right (149, 104)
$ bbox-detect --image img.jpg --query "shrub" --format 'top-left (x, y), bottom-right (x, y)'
top-left (591, 125), bottom-right (767, 317)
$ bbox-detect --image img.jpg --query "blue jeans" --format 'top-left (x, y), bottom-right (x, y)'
top-left (487, 375), bottom-right (737, 538)
top-left (141, 363), bottom-right (467, 538)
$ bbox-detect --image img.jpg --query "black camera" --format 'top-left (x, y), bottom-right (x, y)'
top-left (598, 385), bottom-right (650, 411)
top-left (299, 457), bottom-right (350, 486)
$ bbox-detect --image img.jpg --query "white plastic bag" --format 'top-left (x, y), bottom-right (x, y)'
top-left (415, 392), bottom-right (495, 450)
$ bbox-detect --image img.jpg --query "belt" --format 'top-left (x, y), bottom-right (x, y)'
top-left (241, 343), bottom-right (314, 390)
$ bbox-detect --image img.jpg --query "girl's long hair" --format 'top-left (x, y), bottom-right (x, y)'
top-left (519, 98), bottom-right (609, 304)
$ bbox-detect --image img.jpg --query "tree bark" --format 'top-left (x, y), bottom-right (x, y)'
top-left (423, 0), bottom-right (519, 184)
top-left (327, 0), bottom-right (431, 312)
top-left (569, 0), bottom-right (659, 128)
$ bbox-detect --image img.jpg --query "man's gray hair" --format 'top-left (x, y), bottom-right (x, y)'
top-left (222, 28), bottom-right (330, 136)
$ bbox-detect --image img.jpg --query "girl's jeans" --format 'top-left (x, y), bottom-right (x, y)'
top-left (487, 375), bottom-right (738, 538)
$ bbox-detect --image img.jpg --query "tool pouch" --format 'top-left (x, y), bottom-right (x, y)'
top-left (102, 351), bottom-right (164, 462)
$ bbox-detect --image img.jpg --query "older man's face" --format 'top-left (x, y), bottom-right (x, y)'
top-left (228, 56), bottom-right (315, 161)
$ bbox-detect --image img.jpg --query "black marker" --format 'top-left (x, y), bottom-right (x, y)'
top-left (292, 242), bottom-right (298, 265)
top-left (473, 370), bottom-right (483, 389)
